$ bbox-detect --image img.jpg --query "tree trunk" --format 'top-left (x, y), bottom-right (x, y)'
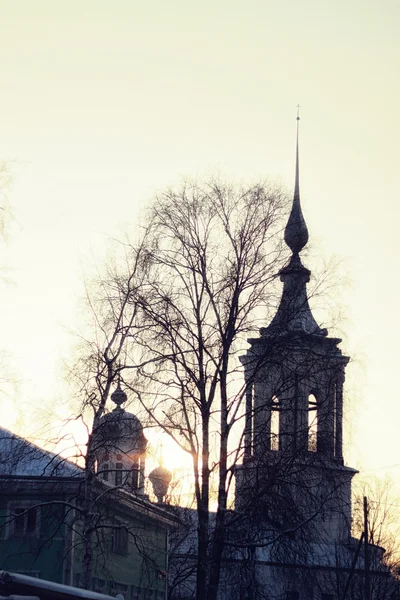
top-left (82, 465), bottom-right (95, 590)
top-left (207, 368), bottom-right (229, 600)
top-left (196, 414), bottom-right (210, 600)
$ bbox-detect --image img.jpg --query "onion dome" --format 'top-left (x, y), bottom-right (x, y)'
top-left (149, 465), bottom-right (172, 503)
top-left (93, 382), bottom-right (147, 455)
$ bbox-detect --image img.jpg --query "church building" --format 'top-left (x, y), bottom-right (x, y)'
top-left (228, 120), bottom-right (394, 600)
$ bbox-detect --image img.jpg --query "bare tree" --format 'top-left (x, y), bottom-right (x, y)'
top-left (76, 175), bottom-right (355, 600)
top-left (64, 173), bottom-right (357, 600)
top-left (84, 178), bottom-right (289, 600)
top-left (348, 479), bottom-right (400, 599)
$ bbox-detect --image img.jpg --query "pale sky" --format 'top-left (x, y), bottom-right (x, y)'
top-left (0, 1), bottom-right (399, 482)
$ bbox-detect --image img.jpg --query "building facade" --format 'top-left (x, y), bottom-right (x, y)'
top-left (0, 393), bottom-right (177, 600)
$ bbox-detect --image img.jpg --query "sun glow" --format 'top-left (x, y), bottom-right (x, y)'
top-left (44, 416), bottom-right (196, 505)
top-left (145, 429), bottom-right (195, 506)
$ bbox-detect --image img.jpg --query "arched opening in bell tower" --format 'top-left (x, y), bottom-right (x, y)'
top-left (307, 394), bottom-right (318, 452)
top-left (270, 396), bottom-right (280, 451)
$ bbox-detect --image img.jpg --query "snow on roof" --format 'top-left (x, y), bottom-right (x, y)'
top-left (0, 426), bottom-right (82, 478)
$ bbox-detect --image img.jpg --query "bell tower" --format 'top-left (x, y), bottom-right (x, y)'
top-left (235, 115), bottom-right (356, 543)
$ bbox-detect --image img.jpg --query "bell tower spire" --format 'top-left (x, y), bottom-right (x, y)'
top-left (284, 107), bottom-right (309, 256)
top-left (260, 112), bottom-right (325, 337)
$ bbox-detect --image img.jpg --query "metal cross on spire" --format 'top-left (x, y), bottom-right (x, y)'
top-left (295, 105), bottom-right (300, 201)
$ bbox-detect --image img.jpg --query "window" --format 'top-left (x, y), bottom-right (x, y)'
top-left (115, 462), bottom-right (123, 485)
top-left (131, 460), bottom-right (139, 490)
top-left (112, 524), bottom-right (129, 555)
top-left (270, 396), bottom-right (280, 451)
top-left (102, 463), bottom-right (109, 482)
top-left (8, 504), bottom-right (40, 538)
top-left (308, 394), bottom-right (318, 452)
top-left (98, 452), bottom-right (110, 482)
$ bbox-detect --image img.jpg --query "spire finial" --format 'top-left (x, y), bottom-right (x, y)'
top-left (284, 108), bottom-right (309, 255)
top-left (111, 369), bottom-right (127, 409)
